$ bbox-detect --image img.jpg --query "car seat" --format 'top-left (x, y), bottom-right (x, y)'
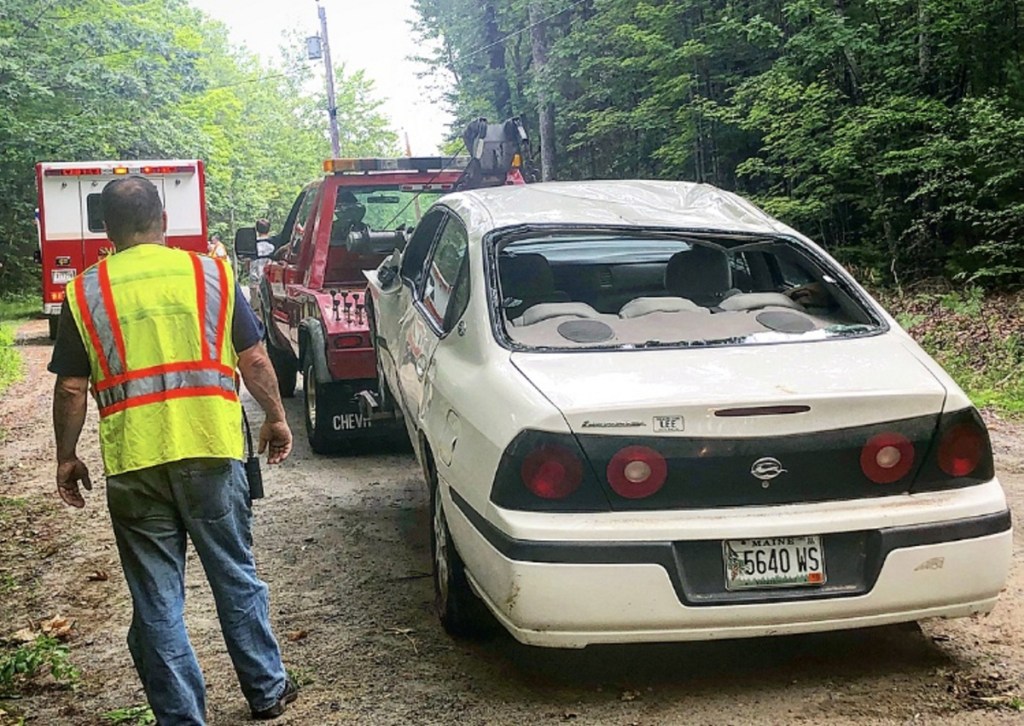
top-left (498, 253), bottom-right (570, 320)
top-left (664, 245), bottom-right (738, 307)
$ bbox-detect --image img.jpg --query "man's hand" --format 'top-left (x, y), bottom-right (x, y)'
top-left (258, 420), bottom-right (293, 464)
top-left (56, 458), bottom-right (92, 508)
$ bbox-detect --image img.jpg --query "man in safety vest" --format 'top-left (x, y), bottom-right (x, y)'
top-left (48, 177), bottom-right (297, 723)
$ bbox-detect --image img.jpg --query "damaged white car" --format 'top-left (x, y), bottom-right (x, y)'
top-left (365, 180), bottom-right (1012, 649)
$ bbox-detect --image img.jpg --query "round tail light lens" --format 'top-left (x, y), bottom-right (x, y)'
top-left (860, 432), bottom-right (915, 484)
top-left (938, 423), bottom-right (984, 477)
top-left (607, 445), bottom-right (668, 499)
top-left (521, 445), bottom-right (583, 499)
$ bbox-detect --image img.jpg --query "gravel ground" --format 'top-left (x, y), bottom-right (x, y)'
top-left (1, 318), bottom-right (1022, 725)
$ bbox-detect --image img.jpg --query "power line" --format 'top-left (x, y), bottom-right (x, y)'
top-left (457, 0), bottom-right (591, 63)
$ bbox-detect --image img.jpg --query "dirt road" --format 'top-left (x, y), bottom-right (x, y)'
top-left (2, 318), bottom-right (1022, 725)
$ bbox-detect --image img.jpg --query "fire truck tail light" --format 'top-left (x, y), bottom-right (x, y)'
top-left (140, 165), bottom-right (194, 175)
top-left (44, 164), bottom-right (194, 177)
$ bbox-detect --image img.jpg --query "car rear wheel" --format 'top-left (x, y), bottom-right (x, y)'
top-left (267, 336), bottom-right (296, 398)
top-left (303, 352), bottom-right (335, 454)
top-left (429, 460), bottom-right (493, 638)
top-left (48, 316), bottom-right (58, 341)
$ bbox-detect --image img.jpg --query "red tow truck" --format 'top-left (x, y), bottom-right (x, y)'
top-left (238, 118), bottom-right (533, 452)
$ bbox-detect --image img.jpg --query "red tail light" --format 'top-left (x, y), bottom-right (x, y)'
top-left (860, 432), bottom-right (915, 484)
top-left (938, 423), bottom-right (984, 477)
top-left (521, 444), bottom-right (583, 499)
top-left (607, 445), bottom-right (668, 499)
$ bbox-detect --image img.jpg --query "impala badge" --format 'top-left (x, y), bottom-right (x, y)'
top-left (751, 457), bottom-right (787, 488)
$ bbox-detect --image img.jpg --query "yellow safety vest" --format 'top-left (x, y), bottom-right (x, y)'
top-left (66, 244), bottom-right (243, 476)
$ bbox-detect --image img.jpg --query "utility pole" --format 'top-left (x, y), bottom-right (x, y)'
top-left (529, 0), bottom-right (556, 181)
top-left (317, 1), bottom-right (341, 157)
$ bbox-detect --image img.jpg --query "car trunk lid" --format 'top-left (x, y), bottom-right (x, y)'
top-left (510, 336), bottom-right (947, 508)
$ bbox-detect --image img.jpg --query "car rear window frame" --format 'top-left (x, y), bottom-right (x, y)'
top-left (482, 223), bottom-right (889, 354)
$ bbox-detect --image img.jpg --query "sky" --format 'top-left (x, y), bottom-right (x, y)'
top-left (189, 0), bottom-right (452, 156)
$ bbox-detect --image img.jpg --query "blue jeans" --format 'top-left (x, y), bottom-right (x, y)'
top-left (106, 459), bottom-right (286, 725)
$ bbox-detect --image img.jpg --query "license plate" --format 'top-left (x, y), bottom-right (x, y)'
top-left (51, 268), bottom-right (76, 285)
top-left (723, 535), bottom-right (825, 590)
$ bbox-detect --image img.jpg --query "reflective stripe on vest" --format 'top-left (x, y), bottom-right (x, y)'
top-left (76, 254), bottom-right (237, 418)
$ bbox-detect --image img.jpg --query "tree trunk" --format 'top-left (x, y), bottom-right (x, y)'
top-left (918, 0), bottom-right (932, 90)
top-left (483, 2), bottom-right (512, 118)
top-left (529, 0), bottom-right (556, 180)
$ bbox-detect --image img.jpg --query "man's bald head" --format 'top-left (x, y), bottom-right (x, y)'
top-left (101, 176), bottom-right (165, 248)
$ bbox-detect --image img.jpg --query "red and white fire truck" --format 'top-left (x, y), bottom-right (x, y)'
top-left (35, 160), bottom-right (207, 338)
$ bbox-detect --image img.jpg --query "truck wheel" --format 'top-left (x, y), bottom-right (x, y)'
top-left (267, 338), bottom-right (296, 398)
top-left (303, 352), bottom-right (335, 454)
top-left (48, 316), bottom-right (58, 341)
top-left (429, 458), bottom-right (494, 638)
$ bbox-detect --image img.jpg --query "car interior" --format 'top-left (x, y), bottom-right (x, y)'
top-left (496, 235), bottom-right (879, 348)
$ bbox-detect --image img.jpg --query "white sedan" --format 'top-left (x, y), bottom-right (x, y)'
top-left (365, 180), bottom-right (1012, 649)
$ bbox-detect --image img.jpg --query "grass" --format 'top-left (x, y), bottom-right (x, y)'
top-left (102, 705), bottom-right (155, 725)
top-left (0, 295), bottom-right (36, 323)
top-left (0, 324), bottom-right (22, 395)
top-left (0, 635), bottom-right (78, 696)
top-left (0, 294), bottom-right (35, 397)
top-left (885, 287), bottom-right (1024, 415)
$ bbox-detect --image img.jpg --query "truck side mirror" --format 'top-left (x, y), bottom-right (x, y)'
top-left (33, 250), bottom-right (42, 264)
top-left (234, 227), bottom-right (258, 259)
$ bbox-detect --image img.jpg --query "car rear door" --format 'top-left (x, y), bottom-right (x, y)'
top-left (392, 210), bottom-right (471, 443)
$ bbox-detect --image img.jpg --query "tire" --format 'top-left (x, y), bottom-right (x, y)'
top-left (303, 351), bottom-right (335, 454)
top-left (267, 336), bottom-right (297, 398)
top-left (47, 316), bottom-right (58, 341)
top-left (429, 458), bottom-right (494, 638)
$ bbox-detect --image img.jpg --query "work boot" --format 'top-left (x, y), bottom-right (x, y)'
top-left (251, 678), bottom-right (299, 720)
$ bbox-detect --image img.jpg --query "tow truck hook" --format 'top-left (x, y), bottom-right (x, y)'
top-left (355, 389), bottom-right (401, 422)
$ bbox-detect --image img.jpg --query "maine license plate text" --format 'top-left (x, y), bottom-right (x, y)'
top-left (723, 535), bottom-right (825, 590)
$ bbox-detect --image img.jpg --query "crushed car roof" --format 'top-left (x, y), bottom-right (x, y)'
top-left (450, 180), bottom-right (792, 235)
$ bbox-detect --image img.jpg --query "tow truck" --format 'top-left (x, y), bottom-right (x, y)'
top-left (237, 118), bottom-right (533, 452)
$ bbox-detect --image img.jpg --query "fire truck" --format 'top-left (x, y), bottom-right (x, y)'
top-left (35, 160), bottom-right (207, 338)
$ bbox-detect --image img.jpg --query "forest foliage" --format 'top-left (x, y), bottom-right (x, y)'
top-left (0, 0), bottom-right (399, 295)
top-left (412, 0), bottom-right (1024, 285)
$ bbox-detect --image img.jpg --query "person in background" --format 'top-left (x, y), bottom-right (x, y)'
top-left (49, 177), bottom-right (298, 723)
top-left (208, 233), bottom-right (228, 260)
top-left (253, 218), bottom-right (275, 283)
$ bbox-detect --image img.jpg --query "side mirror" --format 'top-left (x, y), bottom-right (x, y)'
top-left (377, 249), bottom-right (403, 289)
top-left (234, 227), bottom-right (258, 259)
top-left (33, 250), bottom-right (42, 264)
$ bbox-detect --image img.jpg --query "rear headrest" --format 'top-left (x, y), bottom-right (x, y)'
top-left (499, 253), bottom-right (555, 300)
top-left (665, 245), bottom-right (731, 299)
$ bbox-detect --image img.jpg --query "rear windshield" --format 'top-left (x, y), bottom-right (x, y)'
top-left (492, 231), bottom-right (882, 350)
top-left (330, 188), bottom-right (446, 244)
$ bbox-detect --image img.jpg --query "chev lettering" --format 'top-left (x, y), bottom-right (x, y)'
top-left (581, 420), bottom-right (645, 429)
top-left (333, 413), bottom-right (372, 431)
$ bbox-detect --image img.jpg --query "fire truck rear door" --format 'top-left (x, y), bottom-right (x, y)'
top-left (79, 176), bottom-right (167, 262)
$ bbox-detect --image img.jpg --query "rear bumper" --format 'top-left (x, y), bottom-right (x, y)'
top-left (44, 303), bottom-right (61, 316)
top-left (444, 483), bottom-right (1012, 648)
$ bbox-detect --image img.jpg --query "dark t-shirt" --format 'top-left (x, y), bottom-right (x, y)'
top-left (48, 282), bottom-right (264, 377)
